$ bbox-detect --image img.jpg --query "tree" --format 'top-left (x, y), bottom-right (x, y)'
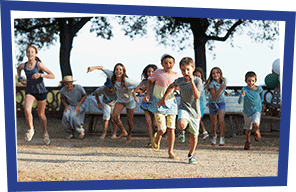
top-left (117, 16), bottom-right (279, 77)
top-left (14, 17), bottom-right (113, 78)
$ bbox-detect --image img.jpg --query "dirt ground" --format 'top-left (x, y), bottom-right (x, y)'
top-left (16, 114), bottom-right (280, 182)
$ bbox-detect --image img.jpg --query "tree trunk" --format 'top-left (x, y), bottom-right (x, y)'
top-left (190, 19), bottom-right (209, 78)
top-left (59, 20), bottom-right (74, 78)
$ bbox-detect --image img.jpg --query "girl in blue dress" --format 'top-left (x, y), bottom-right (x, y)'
top-left (133, 64), bottom-right (158, 147)
top-left (16, 45), bottom-right (55, 145)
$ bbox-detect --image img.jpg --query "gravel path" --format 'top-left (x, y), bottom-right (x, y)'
top-left (17, 134), bottom-right (279, 181)
top-left (16, 115), bottom-right (280, 181)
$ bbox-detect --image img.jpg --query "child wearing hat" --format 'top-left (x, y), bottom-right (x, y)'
top-left (60, 75), bottom-right (87, 139)
top-left (95, 78), bottom-right (118, 139)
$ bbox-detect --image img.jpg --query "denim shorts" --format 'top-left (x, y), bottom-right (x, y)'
top-left (208, 103), bottom-right (225, 115)
top-left (117, 99), bottom-right (136, 109)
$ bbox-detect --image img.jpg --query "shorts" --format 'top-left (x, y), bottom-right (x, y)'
top-left (102, 103), bottom-right (115, 120)
top-left (117, 99), bottom-right (136, 109)
top-left (26, 92), bottom-right (47, 101)
top-left (154, 113), bottom-right (176, 130)
top-left (178, 110), bottom-right (200, 135)
top-left (208, 103), bottom-right (225, 115)
top-left (243, 112), bottom-right (261, 130)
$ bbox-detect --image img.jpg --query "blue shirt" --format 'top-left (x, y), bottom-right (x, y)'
top-left (238, 86), bottom-right (264, 116)
top-left (208, 79), bottom-right (226, 103)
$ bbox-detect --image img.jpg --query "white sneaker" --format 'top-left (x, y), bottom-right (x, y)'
top-left (211, 135), bottom-right (217, 145)
top-left (219, 137), bottom-right (225, 146)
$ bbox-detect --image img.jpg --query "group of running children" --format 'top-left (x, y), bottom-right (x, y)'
top-left (18, 45), bottom-right (263, 164)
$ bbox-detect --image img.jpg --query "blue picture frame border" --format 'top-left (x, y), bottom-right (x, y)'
top-left (1, 0), bottom-right (295, 191)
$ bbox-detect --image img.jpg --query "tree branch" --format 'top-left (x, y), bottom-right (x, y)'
top-left (207, 19), bottom-right (244, 41)
top-left (14, 20), bottom-right (58, 32)
top-left (72, 17), bottom-right (92, 34)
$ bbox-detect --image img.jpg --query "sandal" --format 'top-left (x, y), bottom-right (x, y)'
top-left (244, 141), bottom-right (251, 150)
top-left (146, 142), bottom-right (152, 147)
top-left (44, 133), bottom-right (51, 145)
top-left (25, 129), bottom-right (34, 141)
top-left (78, 133), bottom-right (85, 140)
top-left (202, 131), bottom-right (209, 141)
top-left (152, 133), bottom-right (160, 151)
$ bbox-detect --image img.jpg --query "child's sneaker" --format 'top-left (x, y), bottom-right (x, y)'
top-left (219, 137), bottom-right (225, 146)
top-left (244, 141), bottom-right (251, 150)
top-left (188, 155), bottom-right (197, 164)
top-left (211, 135), bottom-right (217, 145)
top-left (178, 131), bottom-right (185, 142)
top-left (254, 130), bottom-right (261, 141)
top-left (202, 131), bottom-right (209, 141)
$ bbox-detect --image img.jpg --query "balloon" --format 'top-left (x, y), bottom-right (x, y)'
top-left (272, 58), bottom-right (280, 76)
top-left (265, 73), bottom-right (280, 88)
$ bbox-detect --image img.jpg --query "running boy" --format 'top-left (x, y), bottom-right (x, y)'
top-left (144, 53), bottom-right (180, 159)
top-left (238, 71), bottom-right (263, 150)
top-left (157, 57), bottom-right (203, 163)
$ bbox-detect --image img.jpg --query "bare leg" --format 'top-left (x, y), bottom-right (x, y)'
top-left (167, 128), bottom-right (178, 158)
top-left (112, 103), bottom-right (128, 138)
top-left (189, 133), bottom-right (198, 154)
top-left (218, 110), bottom-right (225, 138)
top-left (111, 119), bottom-right (117, 139)
top-left (210, 114), bottom-right (217, 137)
top-left (126, 108), bottom-right (135, 143)
top-left (24, 94), bottom-right (36, 130)
top-left (144, 110), bottom-right (153, 143)
top-left (37, 99), bottom-right (47, 135)
top-left (99, 120), bottom-right (109, 139)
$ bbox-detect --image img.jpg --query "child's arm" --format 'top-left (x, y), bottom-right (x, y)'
top-left (132, 81), bottom-right (145, 103)
top-left (74, 93), bottom-right (87, 113)
top-left (155, 83), bottom-right (175, 108)
top-left (61, 97), bottom-right (70, 113)
top-left (210, 82), bottom-right (226, 100)
top-left (94, 91), bottom-right (104, 110)
top-left (238, 89), bottom-right (245, 104)
top-left (16, 63), bottom-right (27, 86)
top-left (190, 78), bottom-right (201, 99)
top-left (35, 62), bottom-right (55, 79)
top-left (144, 79), bottom-right (152, 102)
top-left (87, 66), bottom-right (104, 73)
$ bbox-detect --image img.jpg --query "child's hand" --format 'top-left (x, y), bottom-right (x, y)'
top-left (155, 98), bottom-right (165, 108)
top-left (144, 95), bottom-right (150, 102)
top-left (87, 67), bottom-right (95, 73)
top-left (20, 79), bottom-right (27, 86)
top-left (74, 105), bottom-right (81, 114)
top-left (97, 103), bottom-right (104, 110)
top-left (241, 90), bottom-right (245, 96)
top-left (64, 106), bottom-right (70, 113)
top-left (134, 96), bottom-right (139, 103)
top-left (32, 73), bottom-right (41, 79)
